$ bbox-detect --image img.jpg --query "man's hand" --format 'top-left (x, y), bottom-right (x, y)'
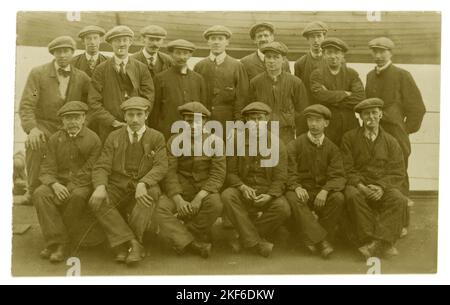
top-left (135, 182), bottom-right (154, 208)
top-left (295, 186), bottom-right (310, 203)
top-left (254, 194), bottom-right (273, 207)
top-left (367, 184), bottom-right (384, 201)
top-left (239, 185), bottom-right (257, 201)
top-left (89, 185), bottom-right (108, 212)
top-left (314, 189), bottom-right (329, 208)
top-left (174, 195), bottom-right (193, 218)
top-left (190, 190), bottom-right (208, 215)
top-left (26, 127), bottom-right (46, 151)
top-left (51, 182), bottom-right (70, 203)
top-left (345, 91), bottom-right (352, 96)
top-left (112, 120), bottom-right (126, 128)
top-left (357, 183), bottom-right (374, 199)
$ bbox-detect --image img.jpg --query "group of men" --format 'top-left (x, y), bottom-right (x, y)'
top-left (19, 19), bottom-right (426, 266)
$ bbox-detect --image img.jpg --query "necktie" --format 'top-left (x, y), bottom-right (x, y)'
top-left (58, 68), bottom-right (70, 78)
top-left (119, 62), bottom-right (126, 75)
top-left (148, 56), bottom-right (155, 69)
top-left (88, 57), bottom-right (96, 71)
top-left (132, 132), bottom-right (139, 144)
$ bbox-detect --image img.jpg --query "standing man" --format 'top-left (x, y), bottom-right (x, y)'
top-left (151, 39), bottom-right (207, 139)
top-left (19, 36), bottom-right (91, 198)
top-left (241, 22), bottom-right (291, 81)
top-left (365, 37), bottom-right (426, 196)
top-left (249, 41), bottom-right (309, 144)
top-left (221, 102), bottom-right (291, 258)
top-left (294, 21), bottom-right (328, 102)
top-left (88, 25), bottom-right (154, 142)
top-left (131, 25), bottom-right (173, 80)
top-left (33, 101), bottom-right (101, 263)
top-left (194, 25), bottom-right (249, 128)
top-left (285, 104), bottom-right (346, 259)
top-left (310, 37), bottom-right (366, 146)
top-left (89, 97), bottom-right (168, 265)
top-left (341, 98), bottom-right (408, 259)
top-left (156, 102), bottom-right (225, 258)
top-left (71, 25), bottom-right (109, 77)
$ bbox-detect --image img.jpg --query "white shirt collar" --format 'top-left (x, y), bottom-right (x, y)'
top-left (54, 61), bottom-right (71, 72)
top-left (114, 55), bottom-right (129, 66)
top-left (209, 51), bottom-right (227, 65)
top-left (257, 49), bottom-right (265, 62)
top-left (307, 131), bottom-right (325, 147)
top-left (375, 60), bottom-right (392, 74)
top-left (127, 125), bottom-right (146, 142)
top-left (143, 48), bottom-right (158, 61)
top-left (180, 65), bottom-right (188, 75)
top-left (85, 53), bottom-right (99, 62)
top-left (364, 128), bottom-right (379, 142)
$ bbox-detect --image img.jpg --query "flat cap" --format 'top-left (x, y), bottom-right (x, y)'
top-left (354, 98), bottom-right (385, 113)
top-left (249, 22), bottom-right (275, 40)
top-left (368, 37), bottom-right (395, 50)
top-left (78, 25), bottom-right (106, 39)
top-left (261, 41), bottom-right (289, 56)
top-left (48, 36), bottom-right (76, 54)
top-left (167, 39), bottom-right (196, 52)
top-left (302, 21), bottom-right (329, 37)
top-left (140, 25), bottom-right (167, 38)
top-left (321, 37), bottom-right (349, 53)
top-left (241, 102), bottom-right (272, 116)
top-left (57, 101), bottom-right (88, 116)
top-left (302, 104), bottom-right (332, 120)
top-left (120, 97), bottom-right (151, 111)
top-left (178, 102), bottom-right (211, 117)
top-left (105, 25), bottom-right (134, 43)
top-left (203, 25), bottom-right (232, 40)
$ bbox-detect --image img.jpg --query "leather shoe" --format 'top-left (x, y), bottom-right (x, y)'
top-left (126, 240), bottom-right (145, 265)
top-left (40, 247), bottom-right (53, 260)
top-left (114, 244), bottom-right (129, 263)
top-left (49, 244), bottom-right (68, 263)
top-left (358, 240), bottom-right (382, 260)
top-left (319, 240), bottom-right (334, 259)
top-left (188, 241), bottom-right (212, 259)
top-left (256, 241), bottom-right (274, 258)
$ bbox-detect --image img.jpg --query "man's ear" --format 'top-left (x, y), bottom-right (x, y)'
top-left (324, 120), bottom-right (330, 128)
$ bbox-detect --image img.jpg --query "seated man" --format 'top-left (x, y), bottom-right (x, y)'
top-left (221, 102), bottom-right (291, 258)
top-left (33, 101), bottom-right (101, 263)
top-left (89, 97), bottom-right (168, 266)
top-left (285, 104), bottom-right (346, 259)
top-left (341, 98), bottom-right (408, 259)
top-left (156, 102), bottom-right (225, 258)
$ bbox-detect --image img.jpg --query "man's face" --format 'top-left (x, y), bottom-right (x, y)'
top-left (143, 36), bottom-right (164, 54)
top-left (125, 109), bottom-right (148, 131)
top-left (111, 36), bottom-right (132, 58)
top-left (264, 51), bottom-right (283, 72)
top-left (306, 115), bottom-right (329, 136)
top-left (62, 113), bottom-right (85, 135)
top-left (207, 34), bottom-right (229, 55)
top-left (361, 107), bottom-right (383, 130)
top-left (245, 113), bottom-right (269, 136)
top-left (324, 47), bottom-right (345, 69)
top-left (254, 29), bottom-right (274, 49)
top-left (83, 33), bottom-right (101, 55)
top-left (184, 114), bottom-right (205, 136)
top-left (171, 49), bottom-right (192, 67)
top-left (371, 48), bottom-right (393, 68)
top-left (307, 32), bottom-right (325, 52)
top-left (53, 48), bottom-right (74, 68)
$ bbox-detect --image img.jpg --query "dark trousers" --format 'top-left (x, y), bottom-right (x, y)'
top-left (279, 127), bottom-right (295, 146)
top-left (156, 193), bottom-right (223, 252)
top-left (221, 187), bottom-right (291, 248)
top-left (33, 184), bottom-right (91, 248)
top-left (25, 144), bottom-right (47, 195)
top-left (345, 185), bottom-right (407, 245)
top-left (91, 182), bottom-right (159, 248)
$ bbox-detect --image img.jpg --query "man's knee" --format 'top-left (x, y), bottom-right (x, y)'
top-left (271, 196), bottom-right (291, 220)
top-left (221, 187), bottom-right (240, 204)
top-left (204, 193), bottom-right (223, 215)
top-left (32, 185), bottom-right (53, 205)
top-left (70, 187), bottom-right (91, 202)
top-left (328, 191), bottom-right (345, 208)
top-left (383, 188), bottom-right (408, 207)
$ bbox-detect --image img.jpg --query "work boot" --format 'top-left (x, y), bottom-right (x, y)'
top-left (255, 241), bottom-right (274, 258)
top-left (39, 247), bottom-right (54, 260)
top-left (125, 240), bottom-right (145, 265)
top-left (358, 240), bottom-right (382, 260)
top-left (188, 241), bottom-right (212, 259)
top-left (114, 243), bottom-right (129, 263)
top-left (49, 244), bottom-right (68, 263)
top-left (318, 240), bottom-right (334, 259)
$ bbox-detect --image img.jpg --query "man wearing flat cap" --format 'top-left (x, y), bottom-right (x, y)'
top-left (249, 41), bottom-right (309, 144)
top-left (88, 25), bottom-right (154, 142)
top-left (294, 21), bottom-right (328, 103)
top-left (33, 101), bottom-right (102, 263)
top-left (194, 25), bottom-right (248, 129)
top-left (150, 39), bottom-right (207, 140)
top-left (341, 98), bottom-right (408, 260)
top-left (89, 97), bottom-right (168, 265)
top-left (19, 36), bottom-right (91, 201)
top-left (221, 102), bottom-right (290, 258)
top-left (310, 37), bottom-right (366, 146)
top-left (285, 104), bottom-right (346, 259)
top-left (241, 22), bottom-right (291, 81)
top-left (71, 25), bottom-right (109, 77)
top-left (132, 25), bottom-right (173, 80)
top-left (365, 37), bottom-right (426, 198)
top-left (156, 102), bottom-right (225, 258)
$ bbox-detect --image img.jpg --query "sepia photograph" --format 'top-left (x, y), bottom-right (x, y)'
top-left (9, 9), bottom-right (440, 279)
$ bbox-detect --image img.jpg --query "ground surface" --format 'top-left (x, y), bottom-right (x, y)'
top-left (11, 196), bottom-right (437, 277)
